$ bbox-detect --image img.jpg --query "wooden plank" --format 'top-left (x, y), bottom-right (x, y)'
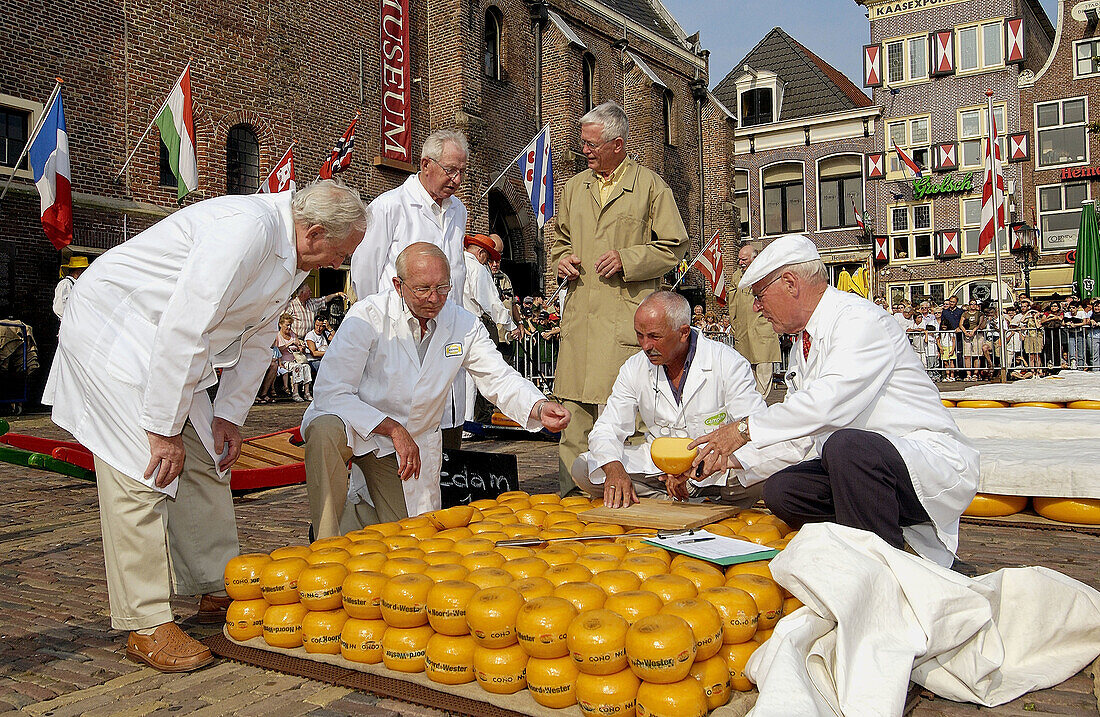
top-left (233, 455), bottom-right (281, 470)
top-left (249, 434), bottom-right (304, 462)
top-left (239, 443), bottom-right (294, 466)
top-left (578, 498), bottom-right (740, 530)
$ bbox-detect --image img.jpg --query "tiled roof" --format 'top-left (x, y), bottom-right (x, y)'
top-left (597, 0), bottom-right (683, 46)
top-left (713, 27), bottom-right (871, 124)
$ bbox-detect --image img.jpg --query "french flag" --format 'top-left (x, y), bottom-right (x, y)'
top-left (29, 93), bottom-right (72, 250)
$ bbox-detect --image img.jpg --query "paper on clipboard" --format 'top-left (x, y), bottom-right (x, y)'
top-left (644, 530), bottom-right (779, 566)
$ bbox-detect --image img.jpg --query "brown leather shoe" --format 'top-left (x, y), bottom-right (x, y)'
top-left (196, 593), bottom-right (233, 624)
top-left (126, 623), bottom-right (214, 672)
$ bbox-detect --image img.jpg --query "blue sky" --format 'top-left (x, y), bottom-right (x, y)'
top-left (659, 0), bottom-right (1060, 90)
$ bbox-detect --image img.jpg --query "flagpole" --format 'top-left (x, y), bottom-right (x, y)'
top-left (986, 90), bottom-right (1009, 383)
top-left (480, 124), bottom-right (550, 201)
top-left (671, 229), bottom-right (720, 291)
top-left (0, 78), bottom-right (63, 204)
top-left (116, 62), bottom-right (190, 182)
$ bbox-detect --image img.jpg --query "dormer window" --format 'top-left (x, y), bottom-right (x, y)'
top-left (741, 88), bottom-right (773, 127)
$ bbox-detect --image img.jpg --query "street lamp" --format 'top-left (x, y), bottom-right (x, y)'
top-left (1010, 221), bottom-right (1040, 295)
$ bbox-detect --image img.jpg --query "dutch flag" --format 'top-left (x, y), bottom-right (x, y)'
top-left (29, 92), bottom-right (72, 250)
top-left (517, 124), bottom-right (554, 229)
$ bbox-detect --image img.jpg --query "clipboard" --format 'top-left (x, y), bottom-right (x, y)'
top-left (644, 530), bottom-right (779, 566)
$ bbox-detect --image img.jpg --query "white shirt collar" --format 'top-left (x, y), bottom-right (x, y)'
top-left (408, 172), bottom-right (452, 215)
top-left (399, 293), bottom-right (436, 343)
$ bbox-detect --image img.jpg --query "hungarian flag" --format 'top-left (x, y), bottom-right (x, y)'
top-left (154, 64), bottom-right (198, 201)
top-left (978, 120), bottom-right (1006, 255)
top-left (258, 143), bottom-right (296, 194)
top-left (892, 140), bottom-right (923, 178)
top-left (319, 113), bottom-right (358, 179)
top-left (693, 230), bottom-right (727, 305)
top-left (28, 91), bottom-right (72, 250)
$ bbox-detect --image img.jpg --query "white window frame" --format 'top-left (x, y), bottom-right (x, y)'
top-left (1035, 181), bottom-right (1091, 254)
top-left (883, 33), bottom-right (929, 87)
top-left (957, 103), bottom-right (1006, 170)
top-left (1074, 38), bottom-right (1100, 78)
top-left (734, 169), bottom-right (750, 238)
top-left (0, 93), bottom-right (43, 181)
top-left (886, 114), bottom-right (931, 179)
top-left (759, 161), bottom-right (806, 238)
top-left (816, 153), bottom-right (865, 233)
top-left (1035, 96), bottom-right (1089, 170)
top-left (955, 19), bottom-right (1005, 74)
top-left (960, 195), bottom-right (1009, 256)
top-left (888, 202), bottom-right (934, 262)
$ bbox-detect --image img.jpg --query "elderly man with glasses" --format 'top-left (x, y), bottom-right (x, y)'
top-left (350, 129), bottom-right (473, 448)
top-left (302, 243), bottom-right (570, 538)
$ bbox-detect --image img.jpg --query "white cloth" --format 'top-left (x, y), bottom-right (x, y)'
top-left (52, 276), bottom-right (76, 319)
top-left (893, 313), bottom-right (915, 332)
top-left (461, 251), bottom-right (517, 417)
top-left (43, 193), bottom-right (303, 496)
top-left (350, 173), bottom-right (468, 429)
top-left (949, 406), bottom-right (1100, 440)
top-left (733, 288), bottom-right (980, 567)
top-left (583, 331), bottom-right (765, 488)
top-left (304, 329), bottom-right (330, 355)
top-left (301, 288), bottom-right (545, 517)
top-left (747, 523), bottom-right (1100, 716)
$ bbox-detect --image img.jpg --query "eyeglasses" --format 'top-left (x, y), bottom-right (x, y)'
top-left (398, 280), bottom-right (452, 298)
top-left (426, 157), bottom-right (467, 180)
top-left (751, 275), bottom-right (784, 305)
top-left (581, 138), bottom-right (614, 151)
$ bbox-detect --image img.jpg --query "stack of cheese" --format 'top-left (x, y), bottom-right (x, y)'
top-left (223, 492), bottom-right (800, 716)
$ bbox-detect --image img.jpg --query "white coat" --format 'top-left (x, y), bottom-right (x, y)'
top-left (733, 287), bottom-right (980, 566)
top-left (462, 250), bottom-right (517, 417)
top-left (585, 331), bottom-right (766, 490)
top-left (349, 173), bottom-right (468, 428)
top-left (43, 192), bottom-right (304, 496)
top-left (301, 288), bottom-right (545, 517)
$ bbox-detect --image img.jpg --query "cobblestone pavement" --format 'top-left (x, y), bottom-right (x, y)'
top-left (0, 403), bottom-right (1097, 716)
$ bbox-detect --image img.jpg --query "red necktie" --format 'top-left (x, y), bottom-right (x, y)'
top-left (802, 331), bottom-right (812, 360)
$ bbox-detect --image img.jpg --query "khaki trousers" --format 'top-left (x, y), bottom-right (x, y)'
top-left (303, 414), bottom-right (407, 539)
top-left (570, 456), bottom-right (763, 508)
top-left (557, 400), bottom-right (598, 496)
top-left (752, 362), bottom-right (775, 400)
top-left (94, 422), bottom-right (238, 631)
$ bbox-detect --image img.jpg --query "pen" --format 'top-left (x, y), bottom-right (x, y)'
top-left (678, 537), bottom-right (715, 544)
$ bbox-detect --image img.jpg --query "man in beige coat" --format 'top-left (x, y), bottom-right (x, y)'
top-left (551, 101), bottom-right (690, 495)
top-left (729, 243), bottom-right (781, 398)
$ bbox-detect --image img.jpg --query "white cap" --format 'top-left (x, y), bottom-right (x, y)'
top-left (737, 234), bottom-right (821, 289)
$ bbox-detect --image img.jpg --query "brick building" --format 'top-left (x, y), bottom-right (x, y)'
top-left (713, 28), bottom-right (881, 288)
top-left (856, 0), bottom-right (1054, 307)
top-left (0, 0), bottom-right (734, 402)
top-left (1018, 0), bottom-right (1100, 296)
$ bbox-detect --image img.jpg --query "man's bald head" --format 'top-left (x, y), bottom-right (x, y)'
top-left (637, 291), bottom-right (691, 332)
top-left (737, 244), bottom-right (757, 271)
top-left (395, 242), bottom-right (450, 282)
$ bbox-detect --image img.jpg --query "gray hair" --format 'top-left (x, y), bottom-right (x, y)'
top-left (291, 180), bottom-right (369, 242)
top-left (395, 242), bottom-right (450, 281)
top-left (421, 129), bottom-right (469, 162)
top-left (786, 259), bottom-right (828, 284)
top-left (738, 243), bottom-right (758, 258)
top-left (580, 101), bottom-right (629, 142)
top-left (639, 291), bottom-right (691, 331)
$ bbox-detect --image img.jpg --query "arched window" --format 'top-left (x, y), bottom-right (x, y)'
top-left (582, 54), bottom-right (596, 112)
top-left (484, 8), bottom-right (503, 80)
top-left (663, 90), bottom-right (674, 145)
top-left (761, 163), bottom-right (804, 235)
top-left (226, 124), bottom-right (260, 195)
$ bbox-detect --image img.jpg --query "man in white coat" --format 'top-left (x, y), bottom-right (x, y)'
top-left (689, 235), bottom-right (979, 568)
top-left (462, 232), bottom-right (522, 420)
top-left (572, 291), bottom-right (766, 508)
top-left (302, 243), bottom-right (570, 538)
top-left (43, 181), bottom-right (368, 672)
top-left (350, 129), bottom-right (470, 447)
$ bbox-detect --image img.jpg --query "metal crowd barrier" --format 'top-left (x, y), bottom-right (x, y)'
top-left (507, 333), bottom-right (559, 394)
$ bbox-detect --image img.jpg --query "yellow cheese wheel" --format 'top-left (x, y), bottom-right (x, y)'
top-left (725, 574), bottom-right (783, 630)
top-left (754, 514), bottom-right (792, 535)
top-left (576, 668), bottom-right (640, 717)
top-left (511, 576), bottom-right (556, 601)
top-left (738, 523), bottom-right (782, 545)
top-left (418, 537), bottom-right (455, 554)
top-left (544, 563), bottom-right (594, 587)
top-left (495, 545), bottom-right (537, 560)
top-left (515, 508), bottom-right (549, 526)
top-left (225, 598), bottom-right (267, 641)
top-left (259, 557), bottom-right (308, 605)
top-left (625, 614), bottom-right (696, 683)
top-left (310, 535), bottom-right (352, 551)
top-left (963, 493), bottom-right (1030, 517)
top-left (381, 534), bottom-right (420, 551)
top-left (302, 609), bottom-right (349, 654)
top-left (341, 570), bottom-right (388, 619)
top-left (736, 509), bottom-right (768, 525)
top-left (542, 512), bottom-right (576, 528)
top-left (554, 582), bottom-right (607, 613)
top-left (585, 542), bottom-right (630, 560)
top-left (576, 554), bottom-right (621, 576)
top-left (468, 520), bottom-right (505, 535)
top-left (1033, 497), bottom-right (1100, 524)
top-left (497, 490), bottom-right (531, 501)
top-left (467, 586), bottom-right (525, 648)
top-left (474, 643), bottom-right (529, 694)
top-left (636, 676), bottom-right (709, 717)
top-left (941, 399), bottom-right (956, 407)
top-left (726, 559), bottom-right (774, 581)
top-left (541, 527), bottom-right (582, 540)
top-left (604, 590), bottom-right (665, 626)
top-left (567, 608), bottom-right (629, 675)
top-left (269, 545), bottom-right (312, 561)
top-left (689, 654), bottom-right (732, 710)
top-left (698, 586), bottom-right (759, 645)
top-left (346, 539), bottom-right (389, 557)
top-left (381, 624), bottom-right (434, 673)
top-left (423, 562), bottom-right (469, 582)
top-left (529, 492), bottom-right (561, 506)
top-left (701, 523), bottom-right (738, 538)
top-left (671, 562), bottom-right (726, 592)
top-left (453, 537), bottom-right (496, 555)
top-left (539, 547), bottom-right (580, 567)
top-left (340, 617), bottom-right (387, 664)
top-left (466, 567), bottom-right (514, 590)
top-left (526, 655), bottom-right (580, 708)
top-left (1011, 402), bottom-right (1064, 408)
top-left (344, 528), bottom-right (385, 542)
top-left (719, 640), bottom-right (761, 691)
top-left (305, 547), bottom-right (351, 566)
top-left (515, 595), bottom-right (577, 659)
top-left (592, 569), bottom-right (642, 595)
top-left (956, 400), bottom-right (1010, 408)
top-left (425, 579), bottom-right (479, 635)
top-left (1068, 400), bottom-right (1100, 409)
top-left (502, 556), bottom-right (550, 581)
top-left (261, 602), bottom-right (308, 648)
top-left (461, 550), bottom-right (506, 572)
top-left (380, 556), bottom-right (429, 578)
top-left (659, 598), bottom-right (725, 661)
top-left (398, 515), bottom-right (432, 530)
top-left (223, 553), bottom-right (272, 601)
top-left (365, 521), bottom-right (401, 537)
top-left (650, 437), bottom-right (698, 476)
top-left (427, 505), bottom-right (477, 529)
top-left (434, 526), bottom-right (474, 541)
top-left (388, 547), bottom-right (426, 561)
top-left (379, 572), bottom-right (433, 628)
top-left (640, 573), bottom-right (698, 604)
top-left (620, 556), bottom-right (670, 581)
top-left (582, 522), bottom-right (625, 537)
top-left (297, 563), bottom-right (348, 611)
top-left (424, 633), bottom-right (477, 685)
top-left (501, 524), bottom-right (542, 539)
top-left (559, 495), bottom-right (593, 509)
top-left (468, 498), bottom-right (499, 510)
top-left (345, 552), bottom-right (388, 573)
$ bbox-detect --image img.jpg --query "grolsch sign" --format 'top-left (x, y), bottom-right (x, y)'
top-left (380, 0), bottom-right (412, 163)
top-left (912, 171), bottom-right (976, 201)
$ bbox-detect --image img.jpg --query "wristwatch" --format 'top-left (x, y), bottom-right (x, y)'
top-left (736, 418), bottom-right (751, 443)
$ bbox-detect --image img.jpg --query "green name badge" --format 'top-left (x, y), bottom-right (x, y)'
top-left (704, 411), bottom-right (727, 426)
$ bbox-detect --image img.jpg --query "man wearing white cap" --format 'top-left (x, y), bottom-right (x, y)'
top-left (689, 234), bottom-right (979, 568)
